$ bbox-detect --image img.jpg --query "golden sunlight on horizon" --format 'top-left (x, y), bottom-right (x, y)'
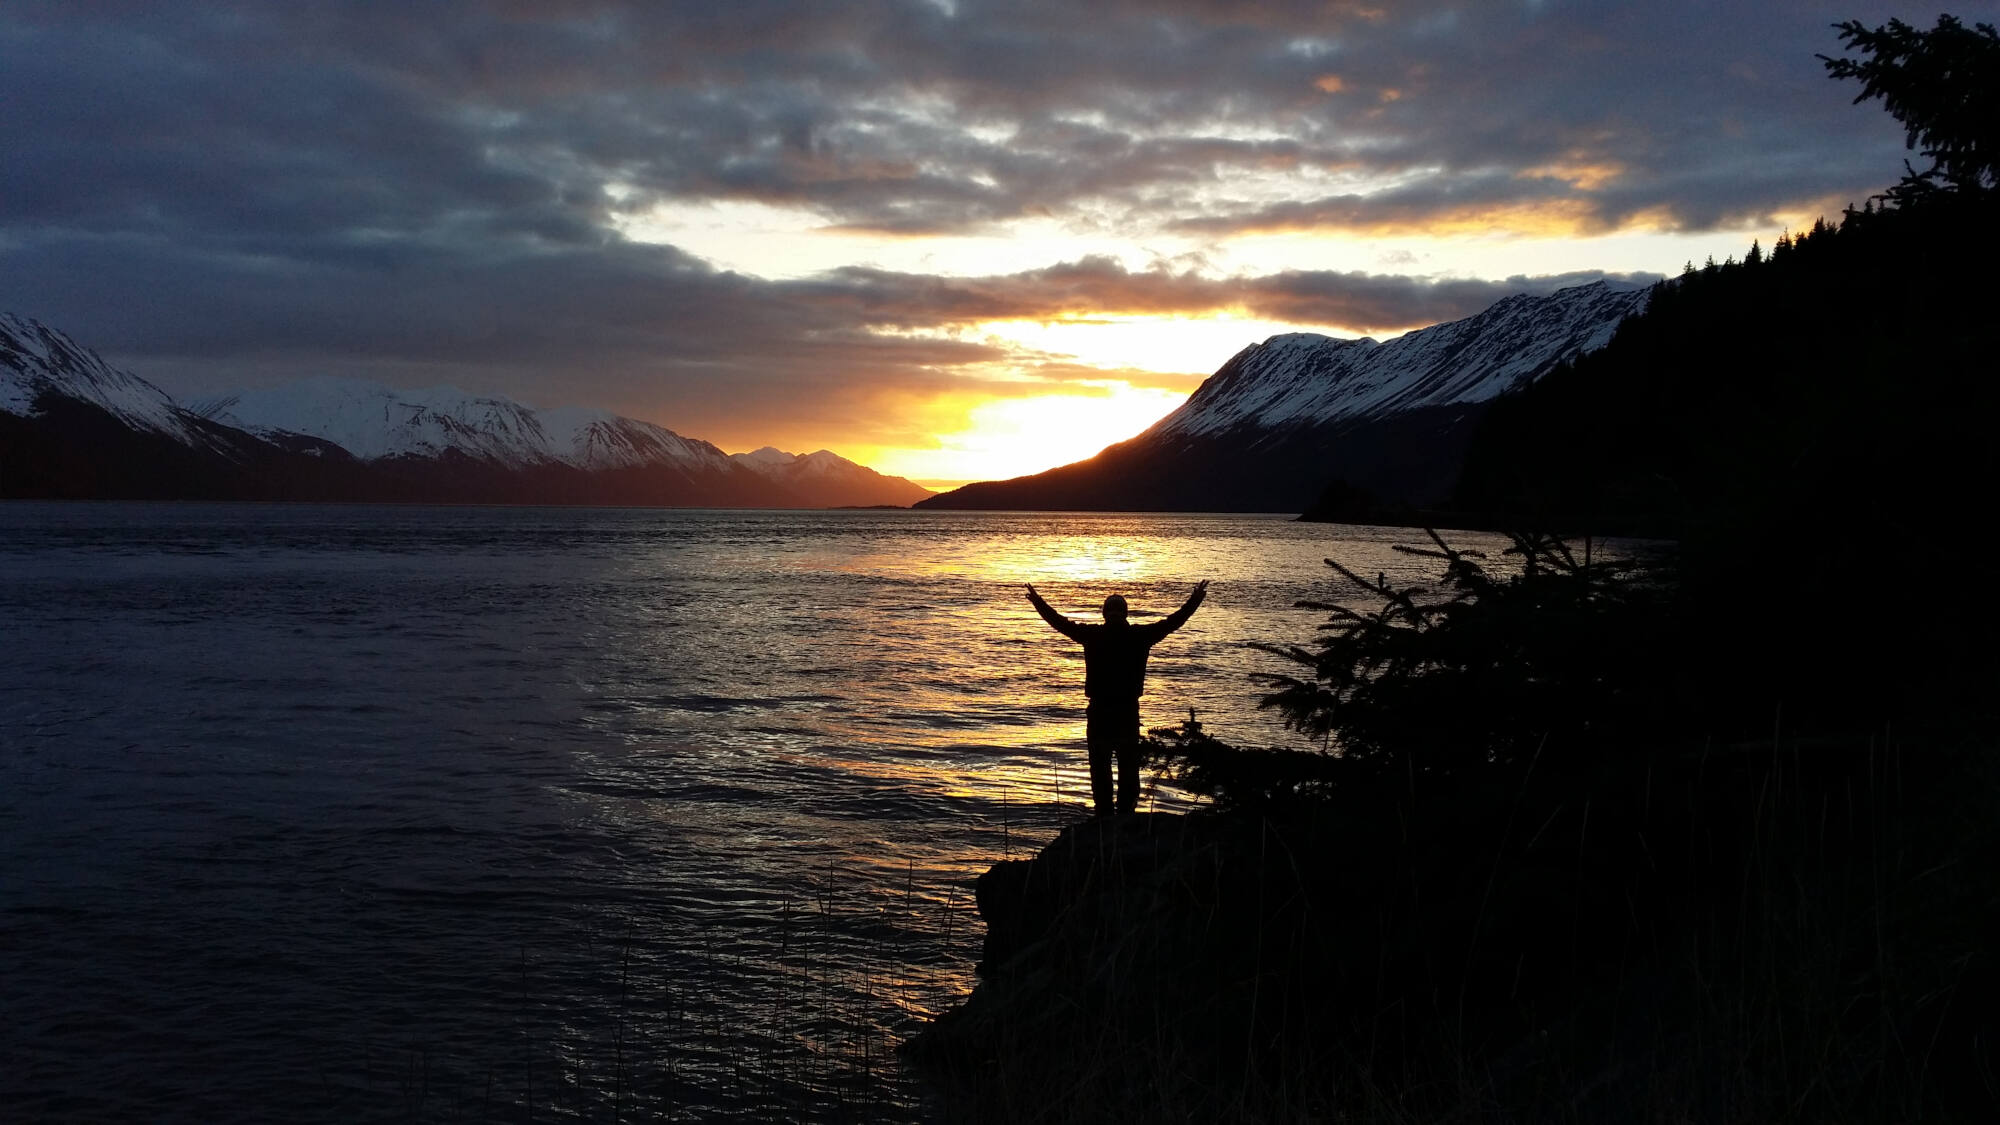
top-left (618, 194), bottom-right (1782, 291)
top-left (626, 196), bottom-right (1810, 491)
top-left (857, 381), bottom-right (1190, 486)
top-left (834, 314), bottom-right (1348, 486)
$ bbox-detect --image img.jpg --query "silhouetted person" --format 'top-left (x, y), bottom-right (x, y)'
top-left (1024, 581), bottom-right (1208, 816)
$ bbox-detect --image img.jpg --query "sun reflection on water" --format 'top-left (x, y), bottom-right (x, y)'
top-left (0, 503), bottom-right (1599, 1122)
top-left (531, 513), bottom-right (1541, 1112)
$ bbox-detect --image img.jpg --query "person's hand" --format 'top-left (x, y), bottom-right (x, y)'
top-left (1193, 580), bottom-right (1210, 597)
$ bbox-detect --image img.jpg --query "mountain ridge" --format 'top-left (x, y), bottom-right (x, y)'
top-left (918, 281), bottom-right (1649, 513)
top-left (2, 313), bottom-right (931, 508)
top-left (727, 446), bottom-right (932, 507)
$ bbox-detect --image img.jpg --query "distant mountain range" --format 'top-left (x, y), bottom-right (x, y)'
top-left (0, 313), bottom-right (932, 508)
top-left (6, 281), bottom-right (1646, 514)
top-left (919, 280), bottom-right (1649, 513)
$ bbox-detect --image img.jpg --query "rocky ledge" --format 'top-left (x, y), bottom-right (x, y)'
top-left (904, 746), bottom-right (1997, 1123)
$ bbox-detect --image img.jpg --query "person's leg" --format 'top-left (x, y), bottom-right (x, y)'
top-left (1114, 700), bottom-right (1143, 814)
top-left (1084, 703), bottom-right (1115, 815)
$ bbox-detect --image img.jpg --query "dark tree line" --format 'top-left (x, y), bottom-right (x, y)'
top-left (1448, 15), bottom-right (2000, 729)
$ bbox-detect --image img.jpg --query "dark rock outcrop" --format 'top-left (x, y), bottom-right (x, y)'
top-left (908, 744), bottom-right (1997, 1123)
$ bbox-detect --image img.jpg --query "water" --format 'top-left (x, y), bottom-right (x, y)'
top-left (0, 503), bottom-right (1515, 1122)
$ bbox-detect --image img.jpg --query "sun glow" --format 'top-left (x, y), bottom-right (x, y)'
top-left (835, 311), bottom-right (1348, 488)
top-left (615, 190), bottom-right (1800, 494)
top-left (612, 200), bottom-right (1166, 280)
top-left (863, 382), bottom-right (1189, 486)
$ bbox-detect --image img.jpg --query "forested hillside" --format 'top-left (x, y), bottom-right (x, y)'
top-left (1452, 15), bottom-right (2000, 726)
top-left (1456, 201), bottom-right (1995, 540)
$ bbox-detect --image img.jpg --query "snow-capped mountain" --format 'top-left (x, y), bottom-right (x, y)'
top-left (204, 378), bottom-right (745, 477)
top-left (2, 313), bottom-right (216, 449)
top-left (920, 281), bottom-right (1650, 513)
top-left (729, 446), bottom-right (934, 508)
top-left (1155, 281), bottom-right (1646, 441)
top-left (2, 313), bottom-right (929, 507)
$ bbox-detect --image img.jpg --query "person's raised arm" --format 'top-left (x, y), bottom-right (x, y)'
top-left (1147, 580), bottom-right (1209, 639)
top-left (1025, 584), bottom-right (1087, 642)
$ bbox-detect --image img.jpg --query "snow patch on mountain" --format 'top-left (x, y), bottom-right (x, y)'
top-left (207, 377), bottom-right (737, 473)
top-left (732, 446), bottom-right (801, 472)
top-left (537, 408), bottom-right (740, 473)
top-left (788, 450), bottom-right (869, 480)
top-left (1152, 281), bottom-right (1649, 440)
top-left (730, 446), bottom-right (934, 507)
top-left (4, 311), bottom-right (936, 507)
top-left (1, 313), bottom-right (211, 446)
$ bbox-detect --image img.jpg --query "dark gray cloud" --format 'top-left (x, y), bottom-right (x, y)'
top-left (802, 256), bottom-right (1656, 334)
top-left (2, 227), bottom-right (1015, 448)
top-left (1, 0), bottom-right (1984, 447)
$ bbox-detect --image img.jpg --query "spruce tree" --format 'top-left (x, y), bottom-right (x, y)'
top-left (1821, 15), bottom-right (2000, 200)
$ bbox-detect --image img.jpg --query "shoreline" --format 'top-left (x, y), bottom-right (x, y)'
top-left (907, 735), bottom-right (1997, 1122)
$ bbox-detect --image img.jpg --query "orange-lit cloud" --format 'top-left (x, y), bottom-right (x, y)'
top-left (805, 256), bottom-right (1659, 337)
top-left (1517, 159), bottom-right (1626, 192)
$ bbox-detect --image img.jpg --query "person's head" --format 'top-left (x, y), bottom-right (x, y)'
top-left (1101, 594), bottom-right (1128, 624)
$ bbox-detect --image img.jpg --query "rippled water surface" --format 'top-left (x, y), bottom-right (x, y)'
top-left (0, 503), bottom-right (1515, 1122)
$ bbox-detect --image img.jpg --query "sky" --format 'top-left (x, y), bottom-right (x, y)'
top-left (3, 2), bottom-right (1988, 487)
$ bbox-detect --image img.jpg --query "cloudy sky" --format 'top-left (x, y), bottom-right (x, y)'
top-left (3, 2), bottom-right (1983, 485)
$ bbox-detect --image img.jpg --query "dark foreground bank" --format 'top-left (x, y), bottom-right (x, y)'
top-left (906, 732), bottom-right (1998, 1124)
